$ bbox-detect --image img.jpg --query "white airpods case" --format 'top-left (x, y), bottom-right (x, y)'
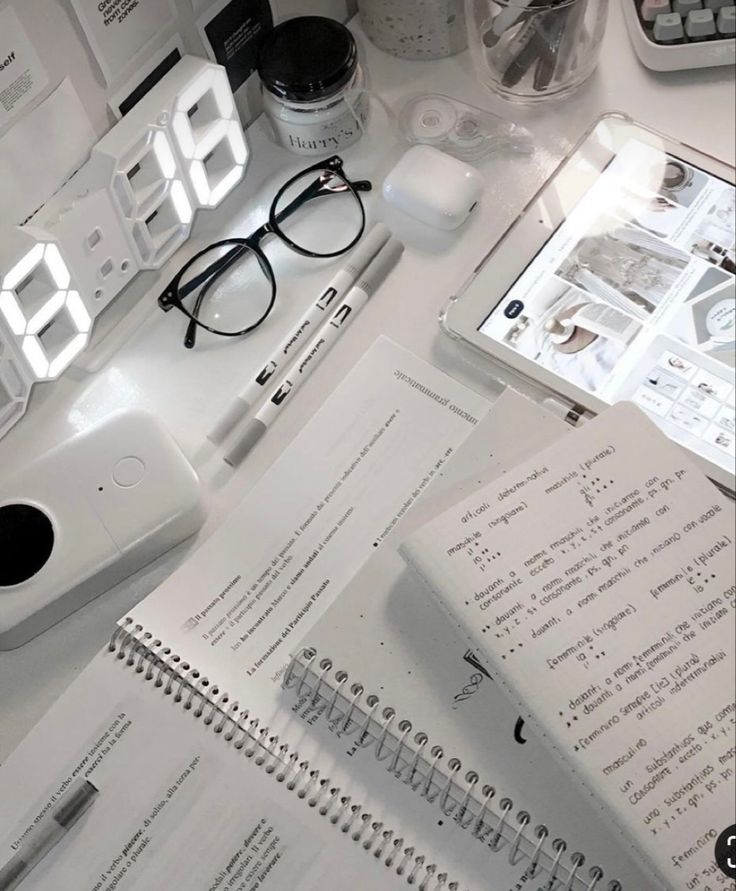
top-left (382, 145), bottom-right (484, 231)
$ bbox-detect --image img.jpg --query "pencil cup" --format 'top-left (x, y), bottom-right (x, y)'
top-left (466, 0), bottom-right (608, 103)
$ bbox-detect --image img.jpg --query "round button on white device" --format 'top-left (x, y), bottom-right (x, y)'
top-left (112, 457), bottom-right (145, 488)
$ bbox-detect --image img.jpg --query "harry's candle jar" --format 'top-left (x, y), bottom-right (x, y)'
top-left (259, 17), bottom-right (369, 156)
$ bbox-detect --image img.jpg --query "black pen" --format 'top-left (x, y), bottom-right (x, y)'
top-left (552, 0), bottom-right (588, 82)
top-left (534, 6), bottom-right (572, 91)
top-left (500, 4), bottom-right (570, 89)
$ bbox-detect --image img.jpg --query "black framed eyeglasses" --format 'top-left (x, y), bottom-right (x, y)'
top-left (158, 156), bottom-right (372, 349)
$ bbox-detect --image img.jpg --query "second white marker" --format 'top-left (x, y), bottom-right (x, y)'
top-left (223, 237), bottom-right (406, 467)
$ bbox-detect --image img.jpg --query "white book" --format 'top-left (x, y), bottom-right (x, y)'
top-left (113, 337), bottom-right (490, 728)
top-left (398, 403), bottom-right (736, 890)
top-left (279, 391), bottom-right (656, 890)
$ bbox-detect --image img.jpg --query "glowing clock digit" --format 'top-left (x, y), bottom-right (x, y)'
top-left (0, 57), bottom-right (249, 442)
top-left (100, 126), bottom-right (194, 270)
top-left (171, 66), bottom-right (248, 208)
top-left (0, 241), bottom-right (91, 380)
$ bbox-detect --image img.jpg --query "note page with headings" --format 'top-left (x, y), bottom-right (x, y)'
top-left (400, 403), bottom-right (736, 891)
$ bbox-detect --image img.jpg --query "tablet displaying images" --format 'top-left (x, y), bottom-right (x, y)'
top-left (444, 117), bottom-right (735, 491)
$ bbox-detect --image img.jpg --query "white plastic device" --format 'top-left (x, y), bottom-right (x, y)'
top-left (0, 410), bottom-right (206, 649)
top-left (382, 145), bottom-right (485, 231)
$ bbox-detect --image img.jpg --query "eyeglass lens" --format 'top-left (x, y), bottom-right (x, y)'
top-left (271, 168), bottom-right (365, 257)
top-left (179, 243), bottom-right (275, 336)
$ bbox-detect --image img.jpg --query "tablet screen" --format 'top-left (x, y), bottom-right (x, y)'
top-left (478, 137), bottom-right (735, 476)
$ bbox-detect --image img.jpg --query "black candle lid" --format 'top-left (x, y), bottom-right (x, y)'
top-left (258, 16), bottom-right (358, 103)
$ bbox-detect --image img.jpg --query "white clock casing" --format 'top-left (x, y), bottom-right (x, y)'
top-left (0, 56), bottom-right (249, 443)
top-left (0, 409), bottom-right (206, 649)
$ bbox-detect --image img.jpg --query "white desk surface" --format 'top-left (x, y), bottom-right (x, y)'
top-left (1, 4), bottom-right (734, 763)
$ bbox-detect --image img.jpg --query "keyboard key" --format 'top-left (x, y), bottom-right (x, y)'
top-left (686, 7), bottom-right (717, 35)
top-left (717, 4), bottom-right (736, 31)
top-left (704, 0), bottom-right (730, 10)
top-left (672, 0), bottom-right (701, 14)
top-left (641, 0), bottom-right (672, 20)
top-left (654, 11), bottom-right (686, 38)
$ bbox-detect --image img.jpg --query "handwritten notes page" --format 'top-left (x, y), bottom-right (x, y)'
top-left (289, 392), bottom-right (653, 888)
top-left (401, 403), bottom-right (736, 891)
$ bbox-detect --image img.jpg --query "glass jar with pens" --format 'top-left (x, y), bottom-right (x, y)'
top-left (466, 0), bottom-right (609, 102)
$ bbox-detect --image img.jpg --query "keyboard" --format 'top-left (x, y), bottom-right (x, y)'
top-left (622, 0), bottom-right (736, 70)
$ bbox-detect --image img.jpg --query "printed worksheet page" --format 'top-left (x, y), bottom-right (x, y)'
top-left (401, 403), bottom-right (736, 891)
top-left (119, 337), bottom-right (490, 732)
top-left (0, 645), bottom-right (544, 891)
top-left (0, 650), bottom-right (413, 891)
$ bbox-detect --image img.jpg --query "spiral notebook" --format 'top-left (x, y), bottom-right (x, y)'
top-left (0, 643), bottom-right (488, 891)
top-left (280, 395), bottom-right (660, 891)
top-left (0, 341), bottom-right (606, 891)
top-left (286, 400), bottom-right (736, 891)
top-left (105, 368), bottom-right (665, 890)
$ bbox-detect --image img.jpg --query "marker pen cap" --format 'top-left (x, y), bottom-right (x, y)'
top-left (342, 222), bottom-right (391, 278)
top-left (356, 238), bottom-right (405, 296)
top-left (208, 396), bottom-right (251, 446)
top-left (224, 419), bottom-right (267, 467)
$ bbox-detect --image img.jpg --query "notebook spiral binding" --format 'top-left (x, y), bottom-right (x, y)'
top-left (283, 647), bottom-right (625, 891)
top-left (109, 619), bottom-right (471, 891)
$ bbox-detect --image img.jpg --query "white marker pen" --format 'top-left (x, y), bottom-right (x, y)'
top-left (224, 238), bottom-right (406, 467)
top-left (207, 222), bottom-right (392, 445)
top-left (0, 780), bottom-right (98, 891)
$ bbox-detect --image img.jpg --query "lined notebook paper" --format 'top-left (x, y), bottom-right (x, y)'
top-left (400, 403), bottom-right (736, 890)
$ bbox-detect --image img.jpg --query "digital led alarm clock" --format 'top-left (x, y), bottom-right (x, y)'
top-left (0, 55), bottom-right (249, 442)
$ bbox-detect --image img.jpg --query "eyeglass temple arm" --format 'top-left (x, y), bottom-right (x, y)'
top-left (271, 174), bottom-right (373, 229)
top-left (174, 246), bottom-right (247, 301)
top-left (271, 178), bottom-right (332, 228)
